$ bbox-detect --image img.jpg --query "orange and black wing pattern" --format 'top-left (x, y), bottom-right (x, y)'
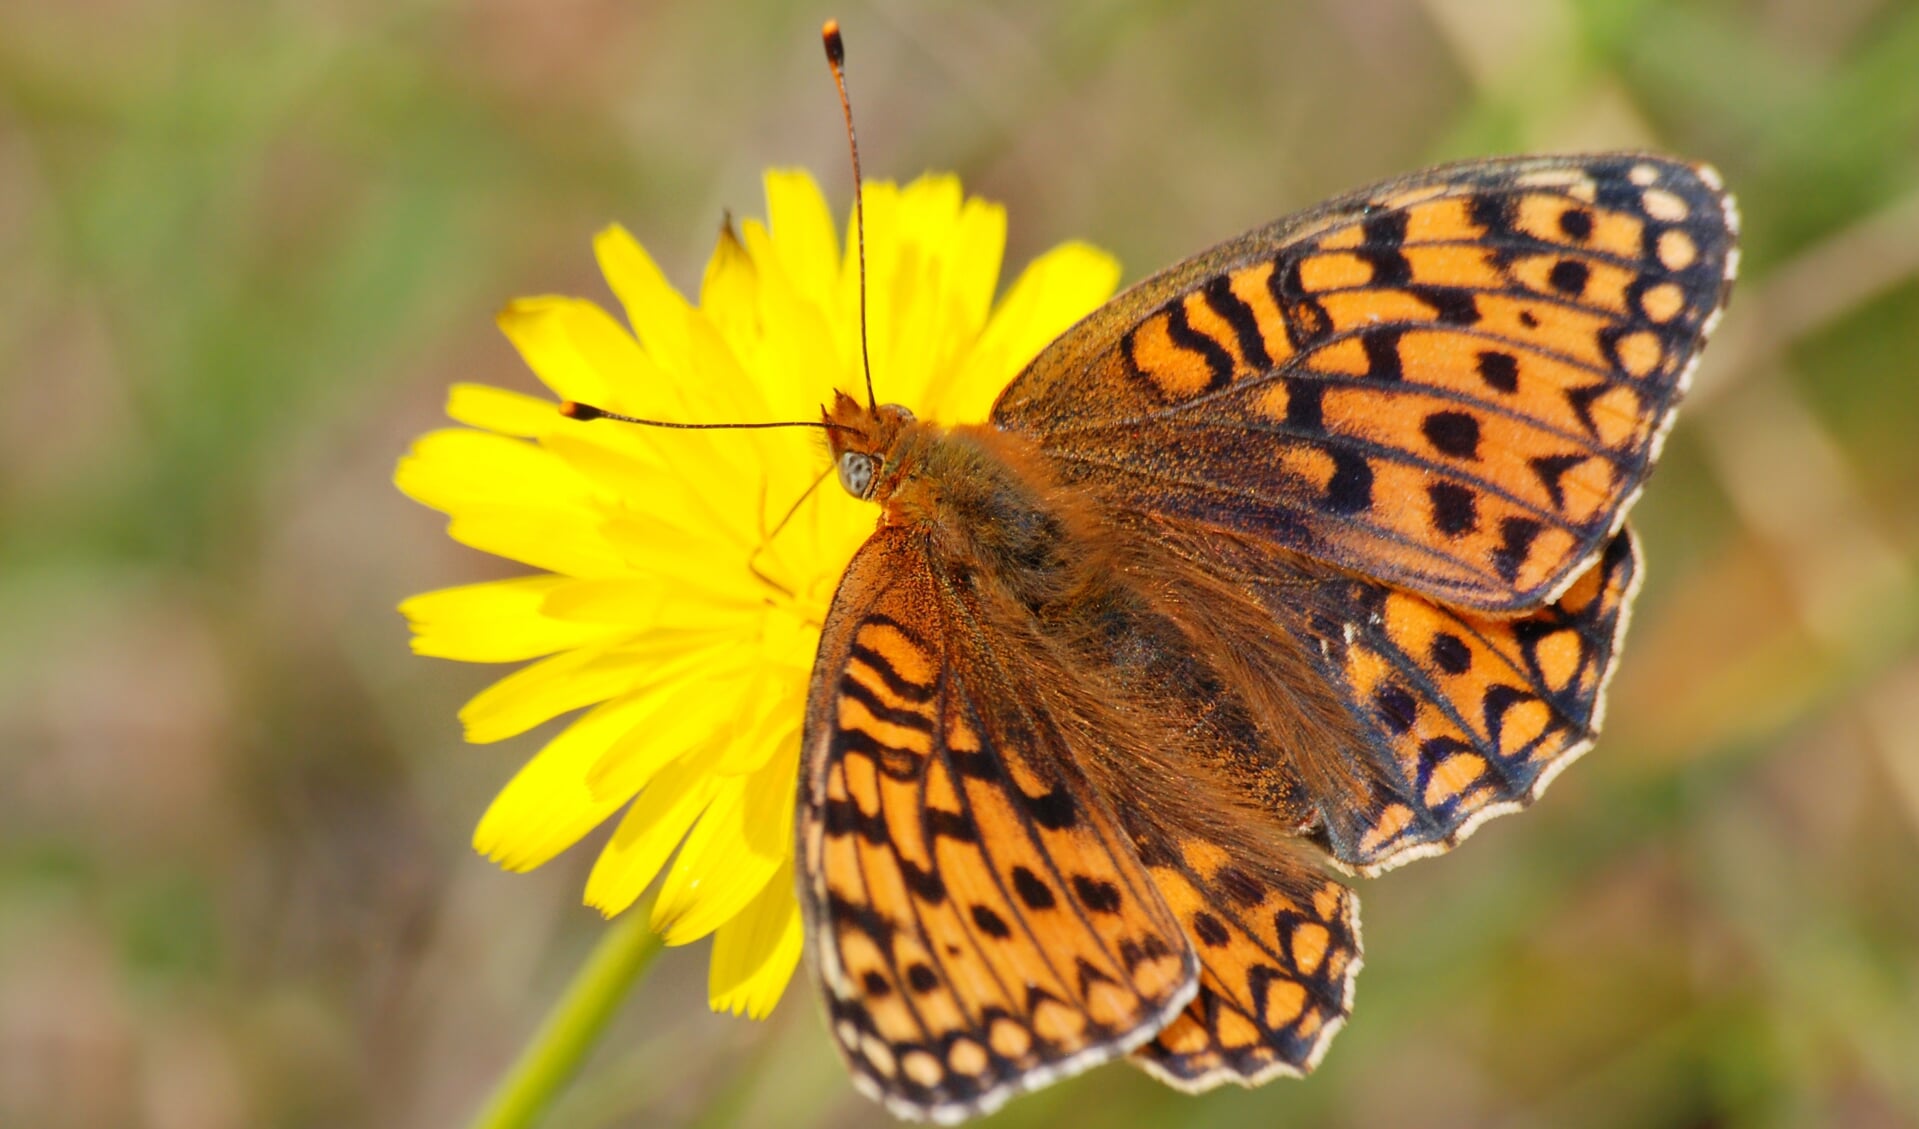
top-left (1121, 818), bottom-right (1362, 1090)
top-left (1184, 523), bottom-right (1642, 873)
top-left (1314, 529), bottom-right (1642, 872)
top-left (994, 154), bottom-right (1736, 612)
top-left (798, 526), bottom-right (1198, 1122)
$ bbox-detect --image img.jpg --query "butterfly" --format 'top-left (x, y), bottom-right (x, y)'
top-left (794, 151), bottom-right (1738, 1122)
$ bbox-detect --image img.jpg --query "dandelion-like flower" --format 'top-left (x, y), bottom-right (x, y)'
top-left (397, 170), bottom-right (1119, 1018)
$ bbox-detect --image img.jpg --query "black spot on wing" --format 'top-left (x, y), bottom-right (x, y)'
top-left (1476, 350), bottom-right (1519, 394)
top-left (1360, 326), bottom-right (1406, 381)
top-left (1421, 411), bottom-right (1481, 460)
top-left (1492, 516), bottom-right (1545, 584)
top-left (1547, 259), bottom-right (1591, 296)
top-left (1021, 786), bottom-right (1078, 830)
top-left (970, 904), bottom-right (1013, 939)
top-left (1409, 285), bottom-right (1481, 326)
top-left (1374, 684), bottom-right (1418, 734)
top-left (1285, 379), bottom-right (1326, 432)
top-left (1192, 912), bottom-right (1230, 947)
top-left (1529, 453), bottom-right (1590, 512)
top-left (1072, 875), bottom-right (1123, 913)
top-left (1323, 450), bottom-right (1374, 514)
top-left (1429, 632), bottom-right (1472, 675)
top-left (1011, 866), bottom-right (1056, 910)
top-left (1358, 210), bottom-right (1413, 285)
top-left (1427, 481), bottom-right (1479, 536)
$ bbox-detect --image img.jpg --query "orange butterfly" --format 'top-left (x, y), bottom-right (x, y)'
top-left (798, 149), bottom-right (1735, 1119)
top-left (576, 27), bottom-right (1737, 1123)
top-left (797, 149), bottom-right (1734, 1119)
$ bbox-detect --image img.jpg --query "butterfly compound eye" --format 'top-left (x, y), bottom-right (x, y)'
top-left (837, 450), bottom-right (877, 499)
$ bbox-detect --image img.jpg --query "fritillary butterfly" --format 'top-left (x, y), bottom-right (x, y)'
top-left (799, 151), bottom-right (1736, 1121)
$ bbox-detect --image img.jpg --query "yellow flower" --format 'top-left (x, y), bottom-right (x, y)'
top-left (396, 170), bottom-right (1119, 1018)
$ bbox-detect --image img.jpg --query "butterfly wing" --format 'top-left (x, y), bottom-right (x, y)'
top-left (798, 524), bottom-right (1198, 1122)
top-left (1163, 520), bottom-right (1642, 874)
top-left (1122, 820), bottom-right (1362, 1089)
top-left (992, 153), bottom-right (1735, 613)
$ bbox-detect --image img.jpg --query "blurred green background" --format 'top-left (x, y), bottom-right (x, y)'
top-left (5, 1), bottom-right (1919, 1126)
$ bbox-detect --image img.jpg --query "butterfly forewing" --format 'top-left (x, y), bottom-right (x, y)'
top-left (799, 526), bottom-right (1199, 1122)
top-left (993, 154), bottom-right (1736, 612)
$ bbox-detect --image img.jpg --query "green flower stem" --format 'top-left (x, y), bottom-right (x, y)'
top-left (468, 905), bottom-right (664, 1129)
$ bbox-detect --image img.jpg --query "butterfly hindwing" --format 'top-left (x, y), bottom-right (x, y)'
top-left (799, 525), bottom-right (1199, 1122)
top-left (1176, 523), bottom-right (1642, 873)
top-left (1122, 820), bottom-right (1361, 1090)
top-left (1310, 527), bottom-right (1642, 871)
top-left (994, 153), bottom-right (1735, 612)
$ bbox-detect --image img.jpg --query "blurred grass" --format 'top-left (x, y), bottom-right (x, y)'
top-left (3, 1), bottom-right (1918, 1127)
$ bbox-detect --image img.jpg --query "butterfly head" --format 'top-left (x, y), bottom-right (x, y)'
top-left (824, 388), bottom-right (914, 501)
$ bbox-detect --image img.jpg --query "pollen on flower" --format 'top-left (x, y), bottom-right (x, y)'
top-left (395, 167), bottom-right (1120, 1018)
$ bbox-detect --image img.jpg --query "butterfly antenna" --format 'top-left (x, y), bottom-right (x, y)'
top-left (823, 20), bottom-right (877, 413)
top-left (560, 400), bottom-right (851, 434)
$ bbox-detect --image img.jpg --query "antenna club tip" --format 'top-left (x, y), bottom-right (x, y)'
top-left (822, 20), bottom-right (844, 65)
top-left (559, 400), bottom-right (603, 421)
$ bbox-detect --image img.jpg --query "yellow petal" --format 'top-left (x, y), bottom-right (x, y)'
top-left (836, 180), bottom-right (899, 402)
top-left (583, 752), bottom-right (718, 916)
top-left (710, 671), bottom-right (803, 775)
top-left (459, 646), bottom-right (658, 744)
top-left (708, 860), bottom-right (803, 1018)
top-left (752, 475), bottom-right (872, 622)
top-left (949, 196), bottom-right (1008, 336)
top-left (507, 296), bottom-right (699, 428)
top-left (402, 576), bottom-right (628, 662)
top-left (395, 429), bottom-right (600, 517)
top-left (599, 514), bottom-right (759, 610)
top-left (446, 383), bottom-right (560, 438)
top-left (584, 651), bottom-right (751, 801)
top-left (537, 577), bottom-right (663, 626)
top-left (497, 298), bottom-right (612, 404)
top-left (539, 434), bottom-right (712, 541)
top-left (473, 694), bottom-right (658, 871)
top-left (443, 506), bottom-right (631, 579)
top-left (764, 168), bottom-right (839, 312)
top-left (937, 240), bottom-right (1121, 425)
top-left (900, 173), bottom-right (964, 242)
top-left (594, 224), bottom-right (692, 373)
top-left (396, 428), bottom-right (631, 578)
top-left (738, 217), bottom-right (845, 422)
top-left (700, 219), bottom-right (760, 353)
top-left (684, 310), bottom-right (773, 427)
top-left (650, 752), bottom-right (795, 944)
top-left (552, 299), bottom-right (674, 413)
